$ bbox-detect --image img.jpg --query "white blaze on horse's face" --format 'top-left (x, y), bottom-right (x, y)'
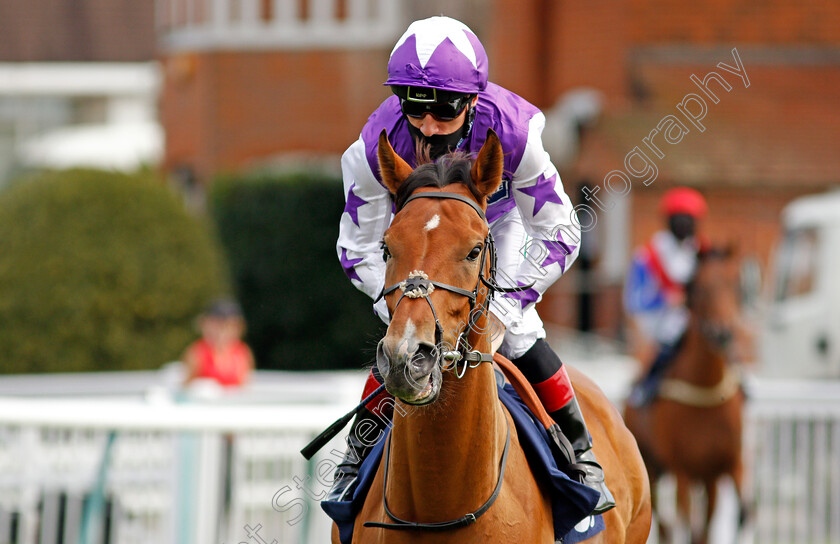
top-left (423, 214), bottom-right (440, 231)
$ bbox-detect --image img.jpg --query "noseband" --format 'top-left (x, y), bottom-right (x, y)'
top-left (376, 191), bottom-right (532, 377)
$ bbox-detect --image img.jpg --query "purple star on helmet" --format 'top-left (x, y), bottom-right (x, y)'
top-left (540, 234), bottom-right (577, 274)
top-left (516, 173), bottom-right (563, 216)
top-left (503, 281), bottom-right (540, 309)
top-left (345, 183), bottom-right (368, 227)
top-left (340, 248), bottom-right (363, 282)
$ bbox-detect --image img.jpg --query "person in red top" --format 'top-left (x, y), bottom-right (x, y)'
top-left (183, 299), bottom-right (254, 387)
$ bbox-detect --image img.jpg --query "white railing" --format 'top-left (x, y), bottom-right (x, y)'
top-left (0, 392), bottom-right (362, 544)
top-left (746, 379), bottom-right (840, 544)
top-left (1, 369), bottom-right (839, 544)
top-left (156, 0), bottom-right (403, 51)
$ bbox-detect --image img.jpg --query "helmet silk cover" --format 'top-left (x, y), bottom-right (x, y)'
top-left (385, 16), bottom-right (489, 94)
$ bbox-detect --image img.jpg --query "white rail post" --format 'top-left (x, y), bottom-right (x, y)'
top-left (212, 0), bottom-right (230, 31)
top-left (239, 0), bottom-right (261, 27)
top-left (193, 431), bottom-right (224, 544)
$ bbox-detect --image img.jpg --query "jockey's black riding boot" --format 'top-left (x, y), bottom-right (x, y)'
top-left (628, 341), bottom-right (680, 407)
top-left (512, 339), bottom-right (616, 514)
top-left (551, 395), bottom-right (616, 514)
top-left (326, 369), bottom-right (394, 503)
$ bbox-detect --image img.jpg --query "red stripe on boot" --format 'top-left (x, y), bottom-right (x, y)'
top-left (361, 369), bottom-right (393, 418)
top-left (532, 366), bottom-right (575, 413)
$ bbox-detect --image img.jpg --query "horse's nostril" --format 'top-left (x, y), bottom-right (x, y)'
top-left (376, 340), bottom-right (391, 377)
top-left (413, 342), bottom-right (438, 367)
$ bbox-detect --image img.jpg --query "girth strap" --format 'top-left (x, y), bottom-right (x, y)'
top-left (363, 417), bottom-right (511, 532)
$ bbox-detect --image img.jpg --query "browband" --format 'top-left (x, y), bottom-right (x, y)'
top-left (400, 191), bottom-right (487, 222)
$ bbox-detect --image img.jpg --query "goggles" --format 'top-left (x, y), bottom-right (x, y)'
top-left (391, 85), bottom-right (474, 122)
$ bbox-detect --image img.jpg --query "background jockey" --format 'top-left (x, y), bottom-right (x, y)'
top-left (624, 187), bottom-right (708, 406)
top-left (333, 15), bottom-right (614, 514)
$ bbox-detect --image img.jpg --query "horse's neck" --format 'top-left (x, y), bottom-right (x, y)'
top-left (672, 318), bottom-right (728, 387)
top-left (388, 331), bottom-right (506, 519)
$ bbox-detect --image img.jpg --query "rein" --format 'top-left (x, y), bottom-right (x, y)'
top-left (363, 418), bottom-right (511, 532)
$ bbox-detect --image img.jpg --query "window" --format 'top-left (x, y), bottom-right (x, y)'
top-left (774, 227), bottom-right (819, 301)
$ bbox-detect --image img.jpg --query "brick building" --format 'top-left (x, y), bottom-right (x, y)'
top-left (156, 0), bottom-right (840, 337)
top-left (0, 0), bottom-right (160, 180)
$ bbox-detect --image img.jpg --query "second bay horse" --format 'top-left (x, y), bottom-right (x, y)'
top-left (338, 129), bottom-right (651, 543)
top-left (624, 249), bottom-right (749, 544)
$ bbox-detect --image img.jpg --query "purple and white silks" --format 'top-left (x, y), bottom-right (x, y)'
top-left (337, 83), bottom-right (581, 358)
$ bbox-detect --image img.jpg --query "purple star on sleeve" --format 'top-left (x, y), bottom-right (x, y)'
top-left (540, 234), bottom-right (577, 274)
top-left (345, 183), bottom-right (368, 227)
top-left (516, 173), bottom-right (564, 216)
top-left (340, 248), bottom-right (363, 282)
top-left (503, 281), bottom-right (540, 309)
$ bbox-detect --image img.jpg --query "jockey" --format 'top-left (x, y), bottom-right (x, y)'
top-left (333, 16), bottom-right (614, 514)
top-left (624, 187), bottom-right (708, 406)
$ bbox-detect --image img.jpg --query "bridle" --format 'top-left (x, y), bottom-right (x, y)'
top-left (367, 191), bottom-right (527, 532)
top-left (375, 190), bottom-right (532, 377)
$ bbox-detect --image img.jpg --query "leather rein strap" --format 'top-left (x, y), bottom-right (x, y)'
top-left (493, 353), bottom-right (555, 430)
top-left (363, 417), bottom-right (511, 532)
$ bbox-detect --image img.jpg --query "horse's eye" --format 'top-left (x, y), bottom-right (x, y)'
top-left (381, 241), bottom-right (391, 261)
top-left (466, 245), bottom-right (482, 262)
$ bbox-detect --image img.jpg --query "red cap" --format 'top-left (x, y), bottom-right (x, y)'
top-left (660, 187), bottom-right (708, 218)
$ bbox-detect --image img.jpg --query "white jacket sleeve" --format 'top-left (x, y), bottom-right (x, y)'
top-left (336, 137), bottom-right (393, 322)
top-left (489, 112), bottom-right (581, 327)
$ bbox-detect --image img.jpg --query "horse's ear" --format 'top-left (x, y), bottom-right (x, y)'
top-left (471, 129), bottom-right (504, 201)
top-left (377, 129), bottom-right (413, 195)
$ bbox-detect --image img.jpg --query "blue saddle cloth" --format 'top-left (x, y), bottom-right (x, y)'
top-left (321, 382), bottom-right (605, 543)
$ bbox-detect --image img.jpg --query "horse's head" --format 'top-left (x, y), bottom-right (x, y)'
top-left (686, 246), bottom-right (741, 353)
top-left (374, 129), bottom-right (504, 405)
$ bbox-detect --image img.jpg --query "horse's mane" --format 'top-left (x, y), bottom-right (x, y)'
top-left (393, 150), bottom-right (483, 212)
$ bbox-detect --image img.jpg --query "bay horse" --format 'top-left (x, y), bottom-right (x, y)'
top-left (623, 249), bottom-right (750, 544)
top-left (337, 129), bottom-right (651, 543)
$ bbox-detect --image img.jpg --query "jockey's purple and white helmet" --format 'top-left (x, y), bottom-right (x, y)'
top-left (384, 16), bottom-right (489, 94)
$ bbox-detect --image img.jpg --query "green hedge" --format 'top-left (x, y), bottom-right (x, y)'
top-left (0, 169), bottom-right (227, 373)
top-left (210, 170), bottom-right (383, 371)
